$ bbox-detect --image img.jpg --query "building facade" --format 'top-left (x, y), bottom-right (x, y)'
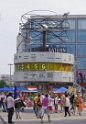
top-left (14, 52), bottom-right (74, 90)
top-left (14, 12), bottom-right (86, 88)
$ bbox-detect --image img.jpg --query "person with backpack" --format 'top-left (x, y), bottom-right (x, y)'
top-left (15, 95), bottom-right (25, 119)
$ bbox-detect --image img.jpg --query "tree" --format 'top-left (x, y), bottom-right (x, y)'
top-left (6, 82), bottom-right (13, 87)
top-left (0, 80), bottom-right (6, 88)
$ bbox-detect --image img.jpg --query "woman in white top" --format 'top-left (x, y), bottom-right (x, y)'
top-left (1, 92), bottom-right (7, 112)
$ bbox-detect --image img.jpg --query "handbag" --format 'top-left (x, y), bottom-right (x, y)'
top-left (37, 101), bottom-right (42, 107)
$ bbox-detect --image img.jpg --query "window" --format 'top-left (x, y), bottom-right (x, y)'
top-left (78, 31), bottom-right (86, 42)
top-left (68, 19), bottom-right (75, 29)
top-left (77, 44), bottom-right (86, 56)
top-left (77, 58), bottom-right (86, 69)
top-left (67, 31), bottom-right (75, 42)
top-left (65, 44), bottom-right (75, 54)
top-left (78, 19), bottom-right (86, 30)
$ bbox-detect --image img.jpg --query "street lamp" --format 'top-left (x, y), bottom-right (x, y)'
top-left (8, 64), bottom-right (13, 86)
top-left (41, 24), bottom-right (48, 51)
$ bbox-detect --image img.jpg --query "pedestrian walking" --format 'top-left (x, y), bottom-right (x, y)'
top-left (7, 92), bottom-right (15, 124)
top-left (54, 94), bottom-right (59, 113)
top-left (15, 96), bottom-right (24, 119)
top-left (36, 94), bottom-right (42, 118)
top-left (48, 96), bottom-right (53, 113)
top-left (40, 94), bottom-right (51, 123)
top-left (40, 93), bottom-right (45, 103)
top-left (60, 94), bottom-right (65, 112)
top-left (73, 95), bottom-right (77, 115)
top-left (33, 93), bottom-right (38, 116)
top-left (70, 93), bottom-right (75, 114)
top-left (64, 93), bottom-right (71, 117)
top-left (77, 94), bottom-right (83, 115)
top-left (0, 92), bottom-right (7, 112)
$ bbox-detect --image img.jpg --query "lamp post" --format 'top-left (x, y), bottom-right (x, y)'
top-left (8, 64), bottom-right (13, 86)
top-left (41, 24), bottom-right (48, 51)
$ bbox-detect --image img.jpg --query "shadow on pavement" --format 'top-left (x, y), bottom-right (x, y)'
top-left (5, 119), bottom-right (86, 124)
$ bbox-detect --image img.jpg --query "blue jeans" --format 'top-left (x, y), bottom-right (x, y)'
top-left (2, 102), bottom-right (7, 112)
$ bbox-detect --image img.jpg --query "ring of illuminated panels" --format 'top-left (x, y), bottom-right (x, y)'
top-left (15, 63), bottom-right (73, 72)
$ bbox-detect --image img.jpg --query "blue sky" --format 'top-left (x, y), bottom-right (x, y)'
top-left (0, 0), bottom-right (86, 75)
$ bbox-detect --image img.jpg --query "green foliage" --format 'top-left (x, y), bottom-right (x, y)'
top-left (6, 82), bottom-right (13, 87)
top-left (0, 80), bottom-right (6, 88)
top-left (0, 80), bottom-right (13, 88)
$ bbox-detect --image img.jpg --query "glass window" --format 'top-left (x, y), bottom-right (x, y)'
top-left (77, 44), bottom-right (86, 56)
top-left (65, 44), bottom-right (75, 54)
top-left (47, 31), bottom-right (69, 44)
top-left (32, 32), bottom-right (41, 37)
top-left (78, 19), bottom-right (86, 29)
top-left (67, 31), bottom-right (75, 42)
top-left (48, 36), bottom-right (61, 44)
top-left (78, 31), bottom-right (86, 42)
top-left (68, 19), bottom-right (75, 29)
top-left (48, 31), bottom-right (75, 43)
top-left (77, 58), bottom-right (86, 69)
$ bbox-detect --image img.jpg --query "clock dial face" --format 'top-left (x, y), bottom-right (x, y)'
top-left (15, 63), bottom-right (72, 72)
